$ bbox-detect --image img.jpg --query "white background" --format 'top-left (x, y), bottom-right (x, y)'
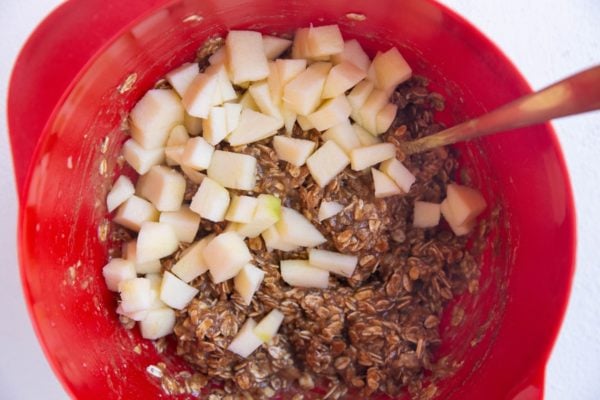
top-left (0, 0), bottom-right (598, 399)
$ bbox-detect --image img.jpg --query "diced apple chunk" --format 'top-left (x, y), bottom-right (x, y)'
top-left (291, 27), bottom-right (310, 59)
top-left (119, 277), bottom-right (154, 313)
top-left (372, 168), bottom-right (402, 198)
top-left (227, 318), bottom-right (263, 358)
top-left (358, 89), bottom-right (389, 133)
top-left (445, 184), bottom-right (487, 226)
top-left (184, 111), bottom-right (203, 136)
top-left (181, 136), bottom-right (215, 170)
top-left (208, 47), bottom-right (226, 66)
top-left (331, 39), bottom-right (371, 72)
top-left (283, 62), bottom-right (331, 116)
top-left (306, 140), bottom-right (350, 187)
top-left (261, 225), bottom-right (298, 252)
top-left (376, 103), bottom-right (398, 134)
top-left (308, 249), bottom-right (358, 278)
top-left (226, 195), bottom-right (259, 223)
top-left (249, 81), bottom-right (282, 119)
top-left (166, 62), bottom-right (199, 97)
top-left (322, 120), bottom-right (361, 155)
top-left (413, 201), bottom-right (441, 228)
top-left (350, 143), bottom-right (396, 171)
top-left (122, 240), bottom-right (162, 274)
top-left (318, 201), bottom-right (344, 222)
top-left (102, 258), bottom-right (136, 292)
top-left (167, 125), bottom-right (189, 146)
top-left (160, 271), bottom-right (199, 310)
top-left (281, 105), bottom-right (297, 134)
top-left (352, 123), bottom-right (381, 146)
top-left (170, 234), bottom-right (214, 282)
top-left (224, 102), bottom-right (243, 133)
top-left (239, 91), bottom-right (259, 111)
top-left (267, 62), bottom-right (282, 107)
top-left (280, 260), bottom-right (329, 289)
top-left (347, 80), bottom-right (374, 122)
top-left (203, 232), bottom-right (253, 283)
top-left (307, 95), bottom-right (352, 131)
top-left (272, 136), bottom-right (316, 167)
top-left (275, 207), bottom-right (326, 247)
top-left (165, 145), bottom-right (184, 166)
top-left (116, 305), bottom-right (148, 322)
top-left (202, 106), bottom-right (228, 145)
top-left (322, 62), bottom-right (367, 99)
top-left (234, 263), bottom-right (265, 305)
top-left (130, 89), bottom-right (184, 149)
top-left (440, 199), bottom-right (477, 236)
top-left (205, 63), bottom-right (237, 105)
top-left (107, 175), bottom-right (135, 212)
top-left (190, 177), bottom-right (230, 222)
top-left (226, 109), bottom-right (284, 146)
top-left (277, 59), bottom-right (307, 86)
top-left (226, 30), bottom-right (269, 84)
top-left (207, 150), bottom-right (257, 191)
top-left (113, 195), bottom-right (159, 232)
top-left (140, 308), bottom-right (176, 340)
top-left (371, 47), bottom-right (412, 90)
top-left (181, 166), bottom-right (206, 184)
top-left (307, 25), bottom-right (344, 58)
top-left (122, 138), bottom-right (165, 175)
top-left (136, 165), bottom-right (186, 212)
top-left (236, 194), bottom-right (281, 238)
top-left (296, 115), bottom-right (314, 131)
top-left (253, 309), bottom-right (284, 343)
top-left (159, 205), bottom-right (201, 243)
top-left (380, 158), bottom-right (416, 193)
top-left (263, 35), bottom-right (292, 60)
top-left (136, 221), bottom-right (179, 263)
top-left (182, 73), bottom-right (219, 118)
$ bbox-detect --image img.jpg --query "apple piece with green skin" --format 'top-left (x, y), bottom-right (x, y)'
top-left (118, 277), bottom-right (154, 314)
top-left (165, 62), bottom-right (199, 98)
top-left (306, 140), bottom-right (350, 188)
top-left (318, 200), bottom-right (344, 222)
top-left (207, 150), bottom-right (257, 191)
top-left (181, 136), bottom-right (214, 170)
top-left (375, 103), bottom-right (398, 134)
top-left (307, 95), bottom-right (352, 132)
top-left (283, 62), bottom-right (331, 116)
top-left (322, 62), bottom-right (366, 99)
top-left (249, 81), bottom-right (283, 119)
top-left (372, 168), bottom-right (402, 198)
top-left (170, 234), bottom-right (214, 283)
top-left (226, 30), bottom-right (269, 84)
top-left (140, 308), bottom-right (176, 340)
top-left (130, 89), bottom-right (184, 149)
top-left (440, 199), bottom-right (476, 236)
top-left (263, 35), bottom-right (292, 60)
top-left (182, 73), bottom-right (219, 119)
top-left (308, 249), bottom-right (358, 278)
top-left (371, 47), bottom-right (412, 90)
top-left (444, 184), bottom-right (487, 226)
top-left (413, 201), bottom-right (441, 228)
top-left (136, 165), bottom-right (186, 212)
top-left (350, 143), bottom-right (396, 171)
top-left (234, 263), bottom-right (265, 305)
top-left (226, 109), bottom-right (284, 146)
top-left (253, 309), bottom-right (284, 343)
top-left (202, 106), bottom-right (228, 146)
top-left (113, 195), bottom-right (159, 232)
top-left (160, 271), bottom-right (199, 310)
top-left (226, 195), bottom-right (259, 224)
top-left (122, 138), bottom-right (165, 175)
top-left (107, 175), bottom-right (135, 212)
top-left (236, 194), bottom-right (281, 238)
top-left (227, 318), bottom-right (263, 358)
top-left (122, 240), bottom-right (162, 274)
top-left (380, 158), bottom-right (416, 193)
top-left (261, 225), bottom-right (299, 252)
top-left (190, 177), bottom-right (230, 222)
top-left (102, 258), bottom-right (136, 292)
top-left (159, 205), bottom-right (201, 243)
top-left (272, 136), bottom-right (316, 167)
top-left (322, 120), bottom-right (361, 155)
top-left (352, 123), bottom-right (381, 146)
top-left (136, 222), bottom-right (179, 263)
top-left (280, 260), bottom-right (329, 289)
top-left (203, 232), bottom-right (253, 284)
top-left (275, 207), bottom-right (326, 247)
top-left (307, 25), bottom-right (344, 58)
top-left (331, 39), bottom-right (371, 72)
top-left (224, 102), bottom-right (243, 134)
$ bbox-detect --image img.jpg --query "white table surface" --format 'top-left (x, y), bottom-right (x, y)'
top-left (0, 1), bottom-right (598, 399)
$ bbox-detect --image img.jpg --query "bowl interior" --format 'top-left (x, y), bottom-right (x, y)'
top-left (18, 0), bottom-right (575, 399)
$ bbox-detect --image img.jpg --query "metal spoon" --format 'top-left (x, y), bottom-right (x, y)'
top-left (399, 65), bottom-right (600, 155)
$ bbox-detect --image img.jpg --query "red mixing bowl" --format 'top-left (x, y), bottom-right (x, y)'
top-left (8, 0), bottom-right (576, 399)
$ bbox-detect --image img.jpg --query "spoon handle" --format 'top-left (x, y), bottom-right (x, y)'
top-left (400, 65), bottom-right (600, 155)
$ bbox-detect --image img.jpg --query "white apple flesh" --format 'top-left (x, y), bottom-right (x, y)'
top-left (253, 309), bottom-right (284, 343)
top-left (136, 165), bottom-right (186, 212)
top-left (181, 136), bottom-right (215, 170)
top-left (102, 258), bottom-right (136, 292)
top-left (226, 30), bottom-right (269, 84)
top-left (350, 143), bottom-right (396, 171)
top-left (118, 277), bottom-right (154, 314)
top-left (140, 308), bottom-right (176, 340)
top-left (136, 221), bottom-right (179, 263)
top-left (207, 150), bottom-right (257, 191)
top-left (380, 158), bottom-right (416, 193)
top-left (165, 62), bottom-right (199, 98)
top-left (275, 207), bottom-right (326, 247)
top-left (122, 240), bottom-right (162, 274)
top-left (227, 318), bottom-right (263, 358)
top-left (280, 260), bottom-right (329, 289)
top-left (234, 263), bottom-right (265, 305)
top-left (130, 89), bottom-right (184, 149)
top-left (413, 201), bottom-right (441, 228)
top-left (236, 194), bottom-right (281, 238)
top-left (159, 205), bottom-right (201, 243)
top-left (160, 271), bottom-right (199, 310)
top-left (107, 175), bottom-right (135, 212)
top-left (272, 136), bottom-right (316, 167)
top-left (122, 138), bottom-right (165, 175)
top-left (226, 108), bottom-right (284, 146)
top-left (318, 201), bottom-right (344, 222)
top-left (308, 249), bottom-right (358, 278)
top-left (306, 140), bottom-right (350, 187)
top-left (203, 232), bottom-right (253, 283)
top-left (113, 195), bottom-right (159, 232)
top-left (190, 177), bottom-right (230, 222)
top-left (372, 168), bottom-right (402, 198)
top-left (170, 234), bottom-right (214, 282)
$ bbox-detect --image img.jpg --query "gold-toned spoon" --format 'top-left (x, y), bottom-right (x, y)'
top-left (399, 65), bottom-right (600, 155)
